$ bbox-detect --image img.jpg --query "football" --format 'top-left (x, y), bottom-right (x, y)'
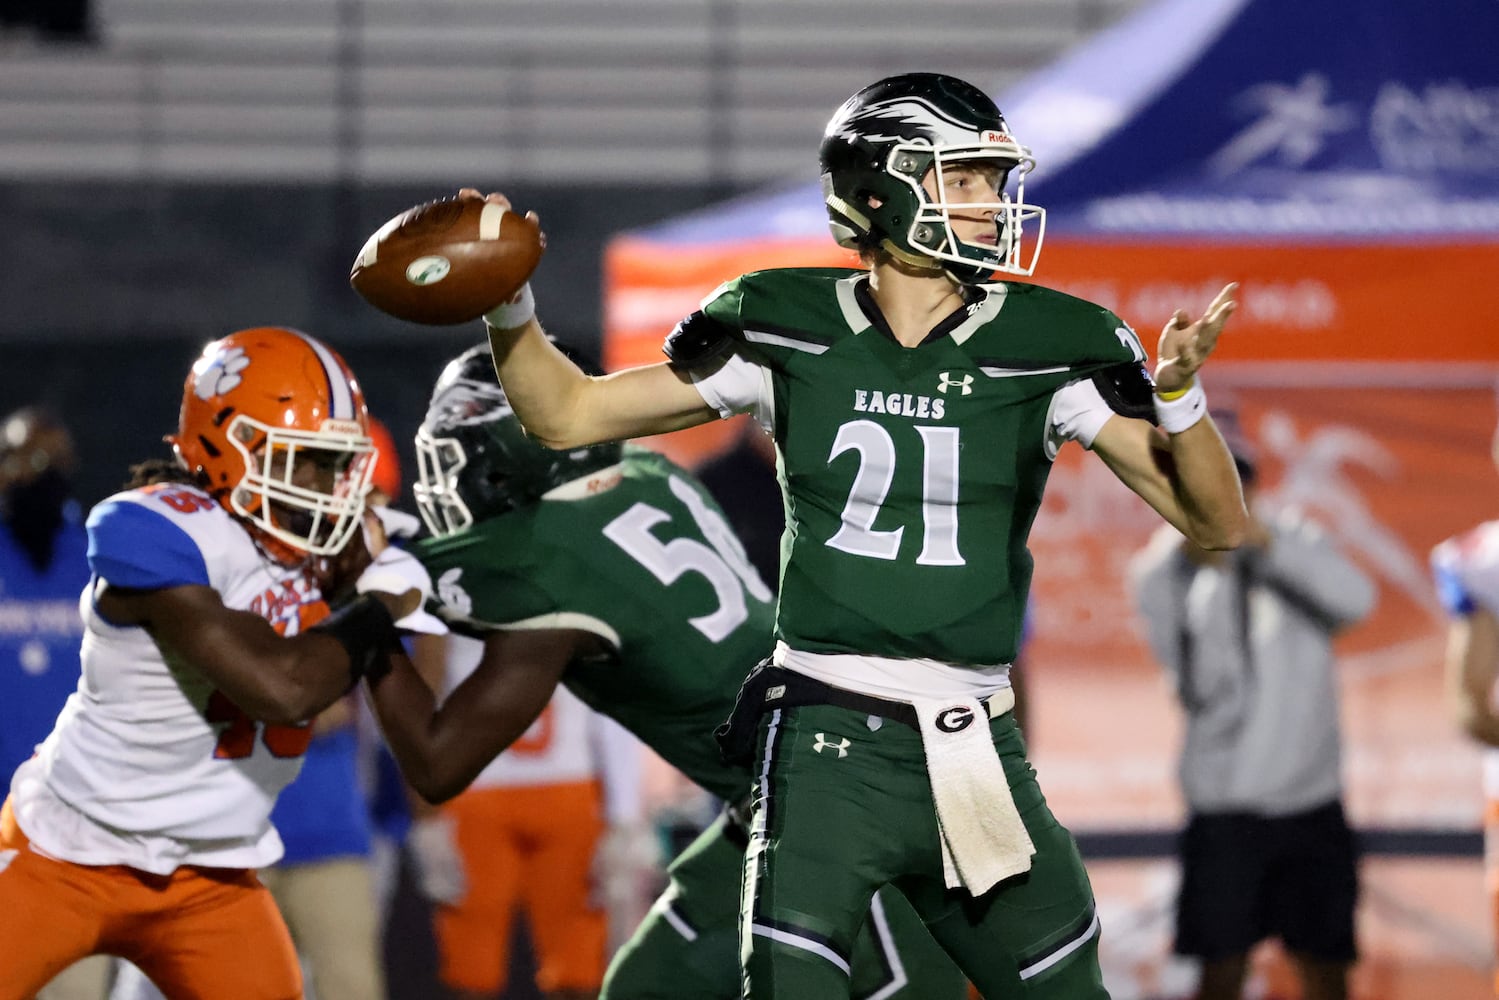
top-left (349, 195), bottom-right (544, 326)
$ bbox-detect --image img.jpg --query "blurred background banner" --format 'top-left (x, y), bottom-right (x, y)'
top-left (1028, 382), bottom-right (1499, 831)
top-left (1026, 378), bottom-right (1499, 998)
top-left (603, 0), bottom-right (1499, 462)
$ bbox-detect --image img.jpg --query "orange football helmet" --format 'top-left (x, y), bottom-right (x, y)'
top-left (170, 327), bottom-right (375, 559)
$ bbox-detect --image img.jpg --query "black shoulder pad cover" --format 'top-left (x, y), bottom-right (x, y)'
top-left (1091, 362), bottom-right (1157, 424)
top-left (663, 310), bottom-right (738, 369)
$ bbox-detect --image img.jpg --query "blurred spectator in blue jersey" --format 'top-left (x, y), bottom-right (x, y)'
top-left (0, 406), bottom-right (86, 789)
top-left (0, 405), bottom-right (110, 999)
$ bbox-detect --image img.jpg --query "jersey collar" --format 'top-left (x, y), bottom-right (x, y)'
top-left (838, 273), bottom-right (1005, 347)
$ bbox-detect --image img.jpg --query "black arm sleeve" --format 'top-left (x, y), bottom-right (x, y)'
top-left (1090, 362), bottom-right (1157, 424)
top-left (662, 310), bottom-right (738, 369)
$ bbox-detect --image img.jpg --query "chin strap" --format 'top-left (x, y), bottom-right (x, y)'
top-left (878, 236), bottom-right (944, 273)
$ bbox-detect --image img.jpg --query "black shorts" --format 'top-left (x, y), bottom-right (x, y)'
top-left (1175, 800), bottom-right (1359, 962)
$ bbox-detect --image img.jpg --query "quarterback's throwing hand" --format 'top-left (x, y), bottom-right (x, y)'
top-left (457, 187), bottom-right (544, 237)
top-left (1154, 283), bottom-right (1237, 394)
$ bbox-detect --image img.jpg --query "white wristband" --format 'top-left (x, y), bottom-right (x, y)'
top-left (1153, 379), bottom-right (1207, 433)
top-left (483, 283), bottom-right (536, 329)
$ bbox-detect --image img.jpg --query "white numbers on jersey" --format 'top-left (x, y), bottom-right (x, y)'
top-left (825, 420), bottom-right (964, 566)
top-left (602, 475), bottom-right (773, 643)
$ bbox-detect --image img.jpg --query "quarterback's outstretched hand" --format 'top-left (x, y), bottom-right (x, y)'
top-left (1154, 283), bottom-right (1237, 394)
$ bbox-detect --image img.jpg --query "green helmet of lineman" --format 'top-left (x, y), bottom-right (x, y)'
top-left (412, 343), bottom-right (622, 537)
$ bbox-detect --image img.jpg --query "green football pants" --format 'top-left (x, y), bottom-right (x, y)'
top-left (741, 703), bottom-right (1108, 1000)
top-left (601, 808), bottom-right (967, 1000)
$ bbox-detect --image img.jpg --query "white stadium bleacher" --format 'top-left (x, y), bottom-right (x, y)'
top-left (0, 0), bottom-right (1148, 183)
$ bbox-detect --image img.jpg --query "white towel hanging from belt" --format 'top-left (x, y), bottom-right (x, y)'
top-left (911, 690), bottom-right (1034, 894)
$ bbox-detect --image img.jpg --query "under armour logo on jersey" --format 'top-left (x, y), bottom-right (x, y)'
top-left (813, 733), bottom-right (851, 758)
top-left (193, 346), bottom-right (250, 400)
top-left (437, 567), bottom-right (472, 616)
top-left (935, 706), bottom-right (976, 733)
top-left (937, 372), bottom-right (973, 395)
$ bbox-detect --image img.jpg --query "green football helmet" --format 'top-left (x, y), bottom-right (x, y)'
top-left (819, 72), bottom-right (1046, 282)
top-left (413, 343), bottom-right (622, 537)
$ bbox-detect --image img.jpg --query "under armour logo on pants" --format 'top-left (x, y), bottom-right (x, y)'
top-left (813, 733), bottom-right (850, 758)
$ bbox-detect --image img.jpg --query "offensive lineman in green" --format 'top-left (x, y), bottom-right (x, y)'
top-left (467, 72), bottom-right (1248, 999)
top-left (366, 343), bottom-right (968, 999)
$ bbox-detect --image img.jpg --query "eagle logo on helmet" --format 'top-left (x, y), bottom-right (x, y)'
top-left (832, 96), bottom-right (999, 148)
top-left (192, 346), bottom-right (251, 401)
top-left (413, 342), bottom-right (623, 539)
top-left (431, 379), bottom-right (513, 429)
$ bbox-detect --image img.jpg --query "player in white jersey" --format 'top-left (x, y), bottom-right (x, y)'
top-left (1432, 423), bottom-right (1499, 997)
top-left (0, 327), bottom-right (427, 1000)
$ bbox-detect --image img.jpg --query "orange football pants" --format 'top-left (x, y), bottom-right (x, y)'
top-left (433, 779), bottom-right (606, 996)
top-left (0, 796), bottom-right (302, 1000)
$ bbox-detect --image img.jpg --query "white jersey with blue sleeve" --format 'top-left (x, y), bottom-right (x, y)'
top-left (9, 482), bottom-right (327, 875)
top-left (1432, 519), bottom-right (1499, 797)
top-left (1432, 521), bottom-right (1499, 619)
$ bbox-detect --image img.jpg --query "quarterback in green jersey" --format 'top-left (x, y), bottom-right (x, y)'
top-left (464, 72), bottom-right (1247, 1000)
top-left (362, 344), bottom-right (969, 1000)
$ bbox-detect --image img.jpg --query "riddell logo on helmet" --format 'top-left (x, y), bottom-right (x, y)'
top-left (981, 130), bottom-right (1013, 143)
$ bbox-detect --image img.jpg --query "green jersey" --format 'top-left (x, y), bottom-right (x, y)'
top-left (680, 268), bottom-right (1144, 667)
top-left (412, 447), bottom-right (775, 803)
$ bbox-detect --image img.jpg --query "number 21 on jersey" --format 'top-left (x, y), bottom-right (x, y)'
top-left (826, 420), bottom-right (964, 566)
